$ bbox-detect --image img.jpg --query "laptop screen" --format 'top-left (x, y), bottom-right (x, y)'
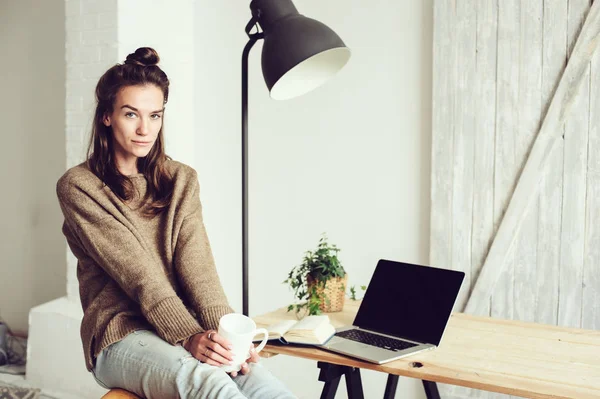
top-left (353, 259), bottom-right (464, 346)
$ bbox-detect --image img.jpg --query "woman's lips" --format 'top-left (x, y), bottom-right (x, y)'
top-left (132, 140), bottom-right (152, 146)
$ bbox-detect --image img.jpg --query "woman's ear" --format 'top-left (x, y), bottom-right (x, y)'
top-left (102, 113), bottom-right (111, 127)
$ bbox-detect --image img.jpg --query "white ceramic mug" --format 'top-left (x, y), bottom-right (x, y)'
top-left (218, 313), bottom-right (269, 373)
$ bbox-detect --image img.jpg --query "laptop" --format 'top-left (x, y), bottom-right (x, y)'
top-left (321, 259), bottom-right (465, 364)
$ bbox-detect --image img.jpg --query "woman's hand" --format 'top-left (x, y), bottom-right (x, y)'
top-left (230, 344), bottom-right (261, 378)
top-left (184, 330), bottom-right (234, 368)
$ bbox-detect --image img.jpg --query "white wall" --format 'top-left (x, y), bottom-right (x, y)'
top-left (194, 0), bottom-right (432, 397)
top-left (0, 0), bottom-right (66, 334)
top-left (118, 0), bottom-right (196, 170)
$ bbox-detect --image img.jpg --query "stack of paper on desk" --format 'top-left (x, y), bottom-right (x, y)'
top-left (254, 315), bottom-right (336, 346)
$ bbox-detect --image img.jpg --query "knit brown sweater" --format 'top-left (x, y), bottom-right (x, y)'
top-left (56, 160), bottom-right (234, 371)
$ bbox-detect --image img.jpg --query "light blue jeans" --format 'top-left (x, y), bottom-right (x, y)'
top-left (92, 330), bottom-right (297, 399)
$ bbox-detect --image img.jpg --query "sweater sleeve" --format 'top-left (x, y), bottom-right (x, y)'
top-left (57, 175), bottom-right (204, 345)
top-left (174, 177), bottom-right (234, 331)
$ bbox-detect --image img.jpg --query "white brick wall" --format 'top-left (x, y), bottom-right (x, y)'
top-left (65, 0), bottom-right (118, 301)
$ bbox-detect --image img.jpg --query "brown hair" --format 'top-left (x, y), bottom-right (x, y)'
top-left (87, 47), bottom-right (173, 216)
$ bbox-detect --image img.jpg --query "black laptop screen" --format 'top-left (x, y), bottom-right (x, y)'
top-left (353, 259), bottom-right (465, 346)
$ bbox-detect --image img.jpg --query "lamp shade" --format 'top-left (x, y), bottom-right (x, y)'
top-left (250, 0), bottom-right (351, 100)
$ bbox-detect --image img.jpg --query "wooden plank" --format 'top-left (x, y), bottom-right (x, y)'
top-left (451, 0), bottom-right (476, 313)
top-left (457, 2), bottom-right (498, 397)
top-left (490, 0), bottom-right (520, 322)
top-left (465, 0), bottom-right (600, 315)
top-left (583, 36), bottom-right (600, 330)
top-left (254, 304), bottom-right (600, 399)
top-left (430, 0), bottom-right (455, 274)
top-left (558, 0), bottom-right (591, 329)
top-left (469, 0), bottom-right (497, 321)
top-left (536, 0), bottom-right (567, 326)
top-left (512, 0), bottom-right (543, 325)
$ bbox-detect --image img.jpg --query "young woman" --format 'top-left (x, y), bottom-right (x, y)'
top-left (56, 47), bottom-right (296, 399)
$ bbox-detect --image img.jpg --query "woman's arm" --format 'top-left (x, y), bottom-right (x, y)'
top-left (173, 176), bottom-right (234, 331)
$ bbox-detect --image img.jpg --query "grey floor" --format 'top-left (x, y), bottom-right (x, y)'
top-left (0, 371), bottom-right (75, 399)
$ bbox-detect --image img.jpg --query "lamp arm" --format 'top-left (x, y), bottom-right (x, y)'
top-left (241, 35), bottom-right (260, 316)
top-left (245, 16), bottom-right (265, 40)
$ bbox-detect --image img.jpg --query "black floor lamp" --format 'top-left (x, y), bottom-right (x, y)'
top-left (241, 0), bottom-right (351, 315)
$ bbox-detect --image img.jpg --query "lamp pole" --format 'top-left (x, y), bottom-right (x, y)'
top-left (241, 18), bottom-right (263, 316)
top-left (240, 0), bottom-right (350, 317)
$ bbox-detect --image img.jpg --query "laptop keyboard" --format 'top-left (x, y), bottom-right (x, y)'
top-left (336, 329), bottom-right (418, 352)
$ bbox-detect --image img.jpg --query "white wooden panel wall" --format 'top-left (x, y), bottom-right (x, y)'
top-left (512, 0), bottom-right (542, 324)
top-left (584, 46), bottom-right (600, 330)
top-left (451, 0), bottom-right (476, 314)
top-left (431, 1), bottom-right (599, 398)
top-left (471, 0), bottom-right (497, 320)
top-left (491, 0), bottom-right (519, 323)
top-left (536, 0), bottom-right (566, 327)
top-left (559, 0), bottom-right (590, 329)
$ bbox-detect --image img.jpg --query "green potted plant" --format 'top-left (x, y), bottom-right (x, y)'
top-left (284, 234), bottom-right (347, 316)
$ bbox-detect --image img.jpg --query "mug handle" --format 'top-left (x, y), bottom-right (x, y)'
top-left (253, 328), bottom-right (269, 354)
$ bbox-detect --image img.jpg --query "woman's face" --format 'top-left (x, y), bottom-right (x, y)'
top-left (103, 84), bottom-right (165, 174)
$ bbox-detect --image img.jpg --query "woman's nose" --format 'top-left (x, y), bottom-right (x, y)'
top-left (137, 118), bottom-right (149, 135)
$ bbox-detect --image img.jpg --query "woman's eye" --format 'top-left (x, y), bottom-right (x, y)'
top-left (151, 114), bottom-right (162, 120)
top-left (125, 112), bottom-right (136, 118)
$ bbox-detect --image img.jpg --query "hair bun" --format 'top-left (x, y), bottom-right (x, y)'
top-left (124, 47), bottom-right (160, 67)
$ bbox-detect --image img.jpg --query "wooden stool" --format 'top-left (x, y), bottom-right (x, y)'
top-left (101, 389), bottom-right (142, 399)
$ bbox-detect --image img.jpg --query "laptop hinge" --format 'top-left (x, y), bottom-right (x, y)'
top-left (357, 326), bottom-right (427, 346)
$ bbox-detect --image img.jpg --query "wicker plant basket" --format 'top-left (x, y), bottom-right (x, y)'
top-left (307, 274), bottom-right (347, 313)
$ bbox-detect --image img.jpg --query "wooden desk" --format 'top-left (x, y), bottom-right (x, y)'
top-left (254, 300), bottom-right (600, 399)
